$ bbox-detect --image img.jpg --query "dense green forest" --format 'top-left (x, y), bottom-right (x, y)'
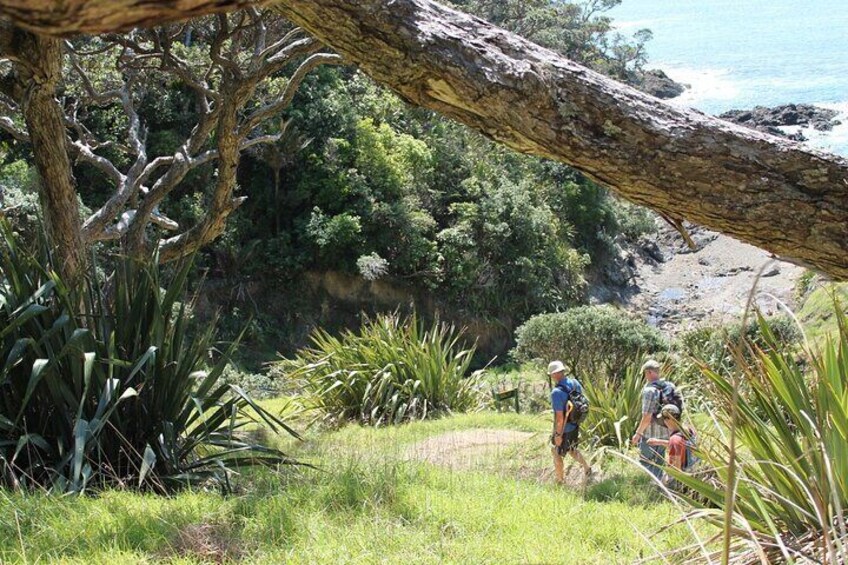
top-left (1, 0), bottom-right (657, 364)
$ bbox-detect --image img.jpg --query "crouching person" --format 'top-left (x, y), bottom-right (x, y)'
top-left (646, 404), bottom-right (697, 488)
top-left (548, 360), bottom-right (592, 485)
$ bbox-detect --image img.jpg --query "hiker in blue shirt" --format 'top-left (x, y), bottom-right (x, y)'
top-left (548, 360), bottom-right (592, 485)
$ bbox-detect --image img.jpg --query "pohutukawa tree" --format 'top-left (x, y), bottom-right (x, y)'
top-left (0, 9), bottom-right (340, 281)
top-left (0, 0), bottom-right (847, 278)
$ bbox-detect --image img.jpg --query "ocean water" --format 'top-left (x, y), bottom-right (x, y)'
top-left (610, 0), bottom-right (848, 155)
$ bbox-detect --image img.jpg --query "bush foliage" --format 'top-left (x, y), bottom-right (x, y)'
top-left (513, 306), bottom-right (666, 379)
top-left (281, 313), bottom-right (481, 426)
top-left (674, 314), bottom-right (802, 385)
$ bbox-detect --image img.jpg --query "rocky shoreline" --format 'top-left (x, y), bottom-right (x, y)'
top-left (590, 218), bottom-right (803, 336)
top-left (720, 103), bottom-right (841, 141)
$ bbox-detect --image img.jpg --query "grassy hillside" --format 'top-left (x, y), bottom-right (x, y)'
top-left (798, 281), bottom-right (848, 345)
top-left (0, 413), bottom-right (709, 564)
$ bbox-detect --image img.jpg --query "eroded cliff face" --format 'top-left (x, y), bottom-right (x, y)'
top-left (194, 270), bottom-right (514, 364)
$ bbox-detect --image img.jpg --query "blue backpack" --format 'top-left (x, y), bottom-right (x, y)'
top-left (555, 378), bottom-right (590, 425)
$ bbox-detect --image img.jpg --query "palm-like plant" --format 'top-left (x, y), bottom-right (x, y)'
top-left (672, 312), bottom-right (848, 564)
top-left (282, 313), bottom-right (481, 426)
top-left (582, 362), bottom-right (644, 448)
top-left (0, 222), bottom-right (298, 492)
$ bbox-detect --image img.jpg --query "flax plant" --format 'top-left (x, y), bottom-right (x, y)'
top-left (282, 313), bottom-right (482, 426)
top-left (582, 362), bottom-right (644, 448)
top-left (671, 311), bottom-right (848, 564)
top-left (0, 222), bottom-right (297, 493)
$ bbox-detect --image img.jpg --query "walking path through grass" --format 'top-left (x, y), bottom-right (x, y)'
top-left (405, 428), bottom-right (535, 471)
top-left (0, 412), bottom-right (712, 563)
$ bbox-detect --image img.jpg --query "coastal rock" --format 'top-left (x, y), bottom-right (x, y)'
top-left (638, 237), bottom-right (665, 263)
top-left (720, 103), bottom-right (841, 141)
top-left (715, 265), bottom-right (753, 277)
top-left (638, 69), bottom-right (687, 100)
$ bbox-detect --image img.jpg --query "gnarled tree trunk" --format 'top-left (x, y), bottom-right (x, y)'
top-left (2, 0), bottom-right (847, 277)
top-left (6, 26), bottom-right (86, 284)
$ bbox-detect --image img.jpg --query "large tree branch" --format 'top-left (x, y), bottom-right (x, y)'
top-left (0, 115), bottom-right (28, 141)
top-left (156, 90), bottom-right (248, 262)
top-left (256, 25), bottom-right (304, 63)
top-left (241, 51), bottom-right (342, 134)
top-left (242, 34), bottom-right (323, 84)
top-left (71, 140), bottom-right (124, 185)
top-left (65, 42), bottom-right (123, 104)
top-left (71, 52), bottom-right (153, 240)
top-left (271, 0), bottom-right (848, 278)
top-left (2, 1), bottom-right (847, 277)
top-left (0, 1), bottom-right (270, 35)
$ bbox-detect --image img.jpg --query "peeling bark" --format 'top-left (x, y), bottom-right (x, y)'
top-left (1, 0), bottom-right (847, 277)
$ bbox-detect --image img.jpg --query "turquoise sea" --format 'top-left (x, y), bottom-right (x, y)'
top-left (610, 0), bottom-right (848, 155)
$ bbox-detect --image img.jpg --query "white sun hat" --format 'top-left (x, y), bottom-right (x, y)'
top-left (547, 360), bottom-right (566, 375)
top-left (640, 359), bottom-right (661, 373)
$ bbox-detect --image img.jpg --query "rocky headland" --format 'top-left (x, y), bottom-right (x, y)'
top-left (637, 69), bottom-right (688, 99)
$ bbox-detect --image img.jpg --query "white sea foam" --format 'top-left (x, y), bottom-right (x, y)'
top-left (610, 0), bottom-right (848, 155)
top-left (653, 66), bottom-right (741, 108)
top-left (654, 69), bottom-right (848, 155)
top-left (800, 102), bottom-right (848, 155)
top-left (770, 102), bottom-right (848, 155)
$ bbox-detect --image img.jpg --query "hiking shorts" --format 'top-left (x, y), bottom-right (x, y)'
top-left (552, 427), bottom-right (579, 455)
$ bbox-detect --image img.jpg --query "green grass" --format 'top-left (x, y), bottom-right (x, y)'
top-left (0, 412), bottom-right (711, 564)
top-left (798, 281), bottom-right (848, 345)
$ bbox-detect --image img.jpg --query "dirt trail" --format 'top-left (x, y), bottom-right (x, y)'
top-left (405, 428), bottom-right (535, 471)
top-left (405, 428), bottom-right (600, 488)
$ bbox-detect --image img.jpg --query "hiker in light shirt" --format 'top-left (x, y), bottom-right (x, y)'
top-left (631, 359), bottom-right (669, 480)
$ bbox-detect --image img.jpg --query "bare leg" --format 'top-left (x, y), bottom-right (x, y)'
top-left (570, 448), bottom-right (591, 476)
top-left (552, 447), bottom-right (564, 484)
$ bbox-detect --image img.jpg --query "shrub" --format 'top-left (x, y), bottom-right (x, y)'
top-left (280, 313), bottom-right (481, 426)
top-left (674, 314), bottom-right (802, 385)
top-left (671, 311), bottom-right (848, 563)
top-left (220, 365), bottom-right (281, 400)
top-left (794, 269), bottom-right (817, 300)
top-left (0, 160), bottom-right (42, 247)
top-left (610, 197), bottom-right (657, 241)
top-left (0, 223), bottom-right (297, 493)
top-left (513, 306), bottom-right (666, 379)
